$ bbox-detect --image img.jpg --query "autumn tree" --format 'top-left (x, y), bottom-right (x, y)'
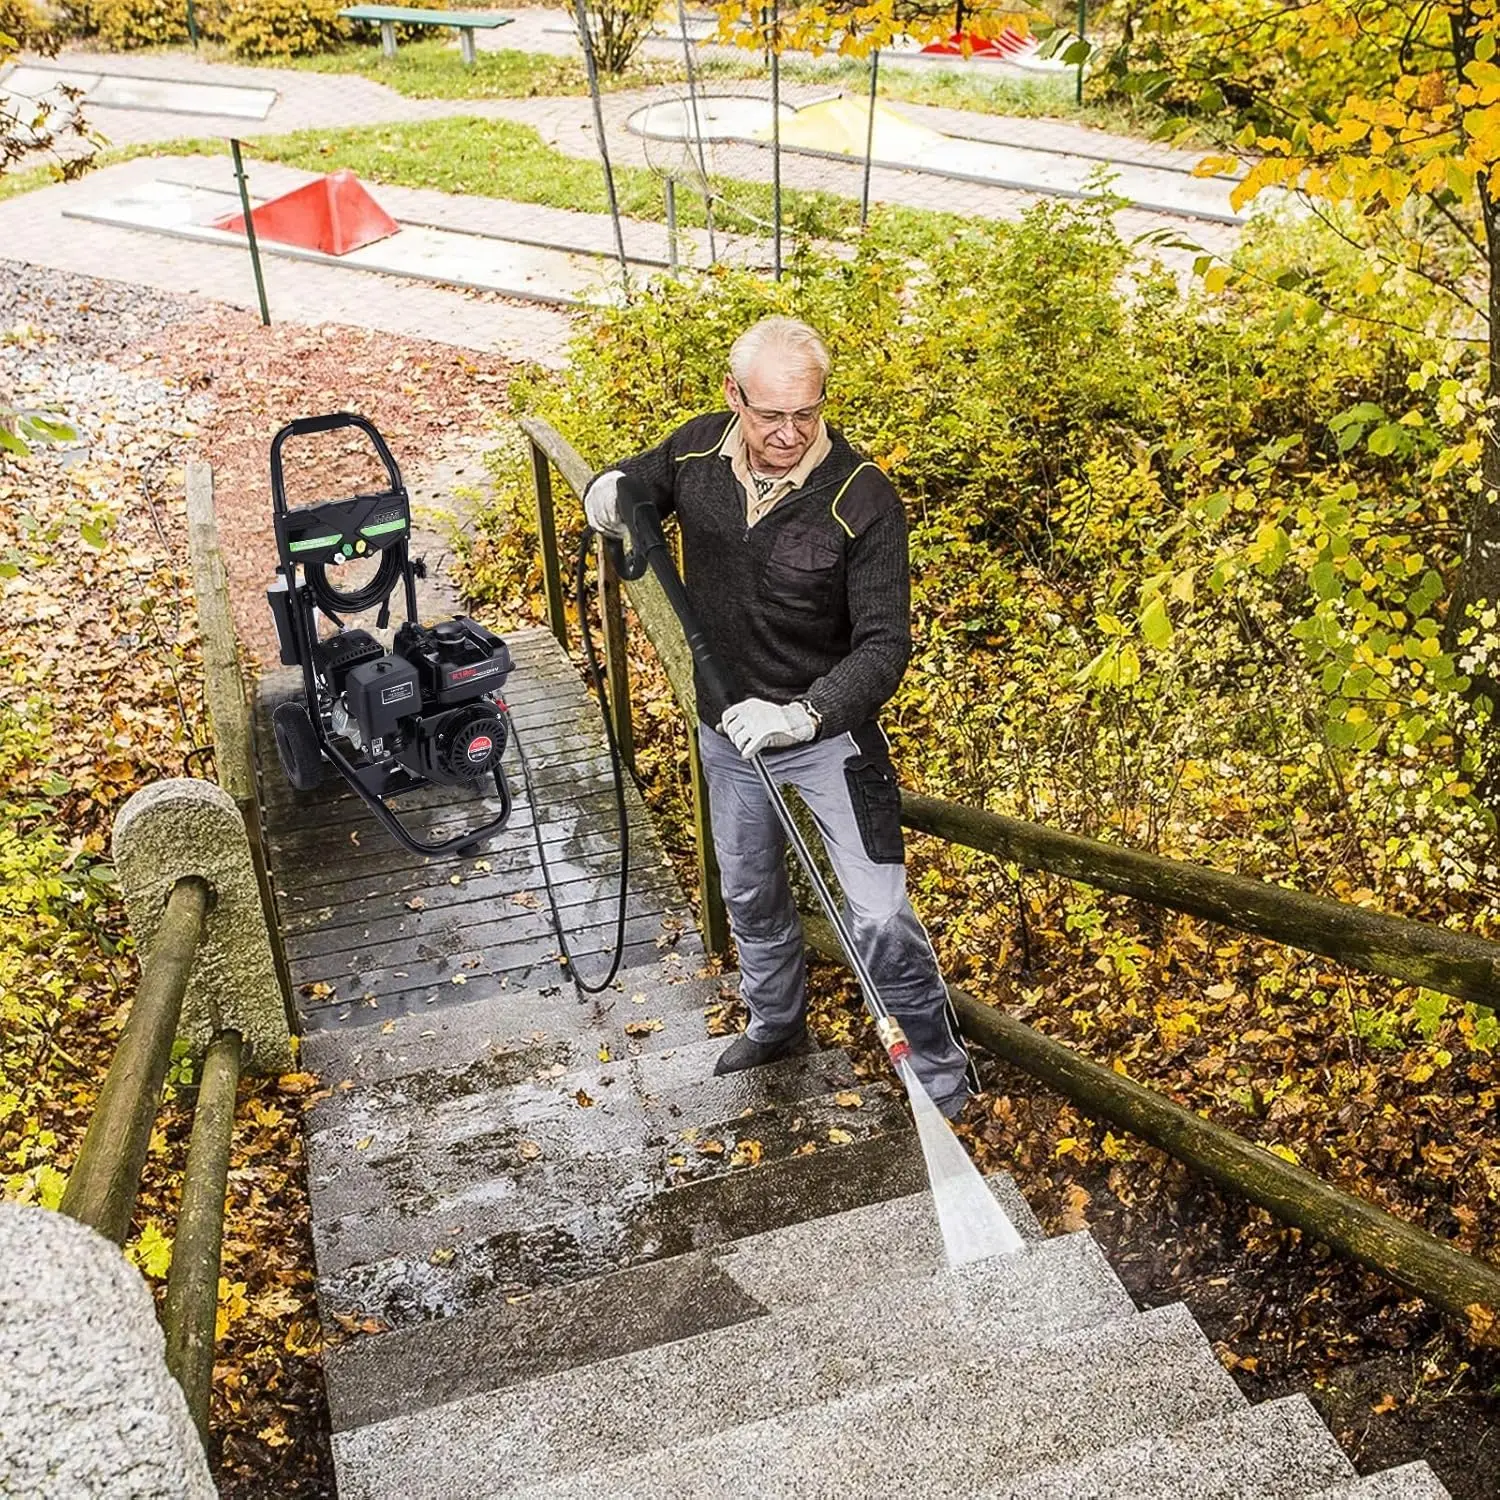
top-left (1104, 0), bottom-right (1500, 788)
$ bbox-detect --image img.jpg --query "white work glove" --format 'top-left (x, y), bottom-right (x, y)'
top-left (720, 698), bottom-right (818, 759)
top-left (584, 468), bottom-right (629, 539)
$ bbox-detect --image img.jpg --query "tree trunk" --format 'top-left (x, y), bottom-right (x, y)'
top-left (1447, 4), bottom-right (1500, 798)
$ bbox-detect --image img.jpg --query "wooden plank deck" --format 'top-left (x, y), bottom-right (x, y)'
top-left (255, 624), bottom-right (705, 1033)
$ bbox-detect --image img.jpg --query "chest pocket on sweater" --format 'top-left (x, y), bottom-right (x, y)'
top-left (759, 525), bottom-right (841, 616)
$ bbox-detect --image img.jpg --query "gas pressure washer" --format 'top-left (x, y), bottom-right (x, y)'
top-left (264, 413), bottom-right (516, 858)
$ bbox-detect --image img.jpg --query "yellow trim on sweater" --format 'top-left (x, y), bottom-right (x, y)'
top-left (830, 462), bottom-right (876, 538)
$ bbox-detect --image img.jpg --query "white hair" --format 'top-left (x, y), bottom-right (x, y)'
top-left (728, 316), bottom-right (831, 388)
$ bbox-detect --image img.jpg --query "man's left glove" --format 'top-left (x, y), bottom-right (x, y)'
top-left (719, 699), bottom-right (818, 759)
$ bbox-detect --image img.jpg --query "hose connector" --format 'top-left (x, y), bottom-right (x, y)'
top-left (876, 1016), bottom-right (911, 1064)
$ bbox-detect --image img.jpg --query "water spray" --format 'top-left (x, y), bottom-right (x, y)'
top-left (603, 479), bottom-right (1024, 1267)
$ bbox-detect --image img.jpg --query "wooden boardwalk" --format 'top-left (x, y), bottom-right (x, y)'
top-left (257, 624), bottom-right (705, 1034)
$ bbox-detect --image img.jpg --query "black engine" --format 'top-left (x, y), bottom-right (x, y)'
top-left (319, 618), bottom-right (513, 788)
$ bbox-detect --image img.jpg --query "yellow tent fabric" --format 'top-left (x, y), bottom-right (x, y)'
top-left (757, 96), bottom-right (941, 160)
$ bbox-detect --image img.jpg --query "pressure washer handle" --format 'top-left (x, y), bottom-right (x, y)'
top-left (614, 477), bottom-right (739, 715)
top-left (269, 411), bottom-right (405, 516)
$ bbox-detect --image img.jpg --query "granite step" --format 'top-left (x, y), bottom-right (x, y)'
top-left (305, 1039), bottom-right (858, 1219)
top-left (298, 967), bottom-right (733, 1095)
top-left (1316, 1465), bottom-right (1452, 1497)
top-left (507, 1301), bottom-right (1244, 1500)
top-left (984, 1394), bottom-right (1356, 1497)
top-left (316, 1125), bottom-right (931, 1331)
top-left (310, 1080), bottom-right (910, 1291)
top-left (320, 1173), bottom-right (1043, 1433)
top-left (330, 1231), bottom-right (1128, 1498)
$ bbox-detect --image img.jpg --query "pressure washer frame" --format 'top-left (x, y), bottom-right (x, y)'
top-left (268, 411), bottom-right (513, 858)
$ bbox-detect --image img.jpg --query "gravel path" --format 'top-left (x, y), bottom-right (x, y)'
top-left (3, 262), bottom-right (513, 670)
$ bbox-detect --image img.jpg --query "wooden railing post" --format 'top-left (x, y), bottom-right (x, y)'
top-left (184, 460), bottom-right (295, 1031)
top-left (163, 1028), bottom-right (243, 1442)
top-left (519, 417), bottom-right (731, 956)
top-left (60, 877), bottom-right (211, 1245)
top-left (595, 534), bottom-right (635, 774)
top-left (530, 441), bottom-right (568, 648)
top-left (688, 724), bottom-right (730, 956)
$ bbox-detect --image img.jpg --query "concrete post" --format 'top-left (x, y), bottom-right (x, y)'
top-left (0, 1203), bottom-right (216, 1499)
top-left (113, 778), bottom-right (293, 1073)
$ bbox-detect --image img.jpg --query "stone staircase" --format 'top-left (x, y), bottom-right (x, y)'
top-left (258, 627), bottom-right (1451, 1498)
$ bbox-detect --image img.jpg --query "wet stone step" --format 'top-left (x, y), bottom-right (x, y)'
top-left (986, 1395), bottom-right (1356, 1500)
top-left (315, 1125), bottom-right (926, 1331)
top-left (331, 1233), bottom-right (1133, 1499)
top-left (296, 939), bottom-right (697, 1032)
top-left (1313, 1465), bottom-right (1452, 1498)
top-left (306, 1045), bottom-right (860, 1222)
top-left (321, 1172), bottom-right (1042, 1435)
top-left (508, 1302), bottom-right (1243, 1500)
top-left (299, 968), bottom-right (732, 1090)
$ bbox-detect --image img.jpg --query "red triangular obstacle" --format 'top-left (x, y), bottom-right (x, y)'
top-left (212, 169), bottom-right (399, 256)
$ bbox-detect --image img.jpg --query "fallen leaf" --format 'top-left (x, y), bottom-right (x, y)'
top-left (730, 1139), bottom-right (763, 1167)
top-left (574, 1089), bottom-right (594, 1108)
top-left (1372, 1393), bottom-right (1399, 1415)
top-left (1058, 1183), bottom-right (1092, 1233)
top-left (380, 1020), bottom-right (396, 1034)
top-left (827, 1127), bottom-right (854, 1145)
top-left (624, 1018), bottom-right (664, 1037)
top-left (696, 1138), bottom-right (725, 1155)
top-left (834, 1090), bottom-right (863, 1108)
top-left (518, 1140), bottom-right (543, 1161)
top-left (406, 897), bottom-right (426, 911)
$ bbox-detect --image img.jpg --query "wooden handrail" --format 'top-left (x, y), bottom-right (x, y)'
top-left (803, 914), bottom-right (1500, 1345)
top-left (60, 876), bottom-right (212, 1245)
top-left (520, 415), bottom-right (730, 953)
top-left (901, 791), bottom-right (1500, 1011)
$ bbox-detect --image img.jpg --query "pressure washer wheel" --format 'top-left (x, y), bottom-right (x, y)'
top-left (273, 701), bottom-right (325, 792)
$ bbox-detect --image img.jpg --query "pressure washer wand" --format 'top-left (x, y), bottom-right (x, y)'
top-left (609, 481), bottom-right (909, 1065)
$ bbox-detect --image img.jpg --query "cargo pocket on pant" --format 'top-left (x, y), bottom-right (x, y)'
top-left (844, 755), bottom-right (905, 864)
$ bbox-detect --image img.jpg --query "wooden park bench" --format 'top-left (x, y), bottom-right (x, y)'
top-left (338, 4), bottom-right (512, 64)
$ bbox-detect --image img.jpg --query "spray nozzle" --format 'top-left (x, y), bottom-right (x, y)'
top-left (876, 1016), bottom-right (911, 1064)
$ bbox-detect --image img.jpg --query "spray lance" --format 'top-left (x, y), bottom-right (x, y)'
top-left (601, 476), bottom-right (1025, 1265)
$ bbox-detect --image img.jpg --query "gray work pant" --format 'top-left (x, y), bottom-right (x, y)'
top-left (698, 719), bottom-right (976, 1110)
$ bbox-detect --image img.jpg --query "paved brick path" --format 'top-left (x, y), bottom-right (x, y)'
top-left (3, 34), bottom-right (1241, 358)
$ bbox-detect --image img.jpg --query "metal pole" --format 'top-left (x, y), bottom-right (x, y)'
top-left (675, 0), bottom-right (716, 263)
top-left (572, 0), bottom-right (631, 287)
top-left (60, 878), bottom-right (212, 1245)
top-left (861, 49), bottom-right (880, 227)
top-left (770, 0), bottom-right (782, 279)
top-left (186, 0), bottom-right (199, 46)
top-left (1075, 0), bottom-right (1086, 106)
top-left (162, 1029), bottom-right (242, 1444)
top-left (228, 139), bottom-right (270, 328)
top-left (665, 177), bottom-right (679, 271)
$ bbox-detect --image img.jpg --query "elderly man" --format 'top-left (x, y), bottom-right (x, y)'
top-left (583, 315), bottom-right (976, 1118)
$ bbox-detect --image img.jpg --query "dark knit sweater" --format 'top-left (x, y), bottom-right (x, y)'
top-left (615, 412), bottom-right (911, 739)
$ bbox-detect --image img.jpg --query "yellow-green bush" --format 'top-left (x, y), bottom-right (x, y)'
top-left (0, 0), bottom-right (60, 47)
top-left (93, 0), bottom-right (187, 48)
top-left (220, 0), bottom-right (346, 57)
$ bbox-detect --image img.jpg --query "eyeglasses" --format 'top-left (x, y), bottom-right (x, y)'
top-left (733, 380), bottom-right (826, 430)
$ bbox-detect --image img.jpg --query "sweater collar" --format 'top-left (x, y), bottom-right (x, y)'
top-left (718, 417), bottom-right (833, 526)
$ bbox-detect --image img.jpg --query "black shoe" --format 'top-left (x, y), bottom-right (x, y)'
top-left (713, 1028), bottom-right (810, 1076)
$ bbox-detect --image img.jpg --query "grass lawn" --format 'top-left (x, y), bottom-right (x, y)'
top-left (217, 115), bottom-right (969, 245)
top-left (281, 41), bottom-right (691, 99)
top-left (272, 34), bottom-right (1148, 135)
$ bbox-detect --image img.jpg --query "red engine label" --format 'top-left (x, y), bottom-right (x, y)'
top-left (466, 736), bottom-right (494, 762)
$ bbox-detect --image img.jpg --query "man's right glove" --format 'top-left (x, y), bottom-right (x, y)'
top-left (583, 469), bottom-right (629, 539)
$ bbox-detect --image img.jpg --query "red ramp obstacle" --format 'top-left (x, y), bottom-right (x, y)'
top-left (213, 169), bottom-right (398, 256)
